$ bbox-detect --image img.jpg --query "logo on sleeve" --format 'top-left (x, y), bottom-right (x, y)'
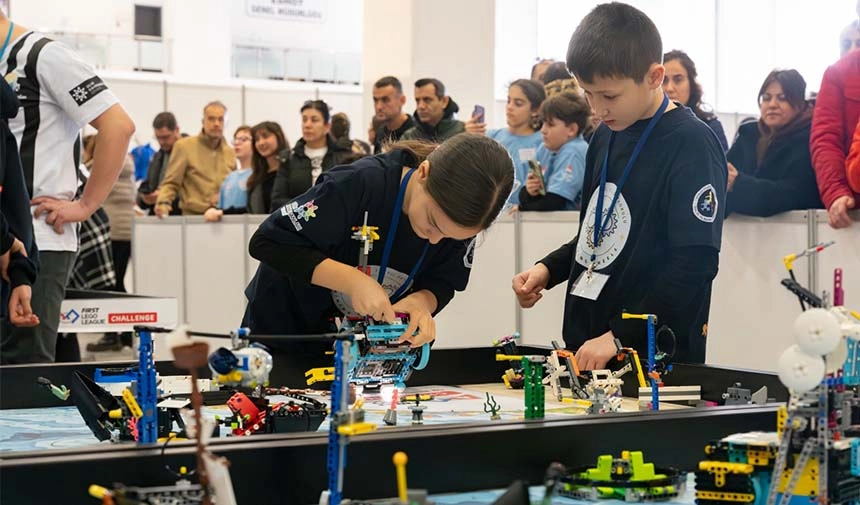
top-left (692, 184), bottom-right (718, 223)
top-left (561, 165), bottom-right (574, 182)
top-left (280, 199), bottom-right (319, 231)
top-left (68, 76), bottom-right (108, 106)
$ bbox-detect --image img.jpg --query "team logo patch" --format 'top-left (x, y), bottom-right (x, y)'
top-left (280, 199), bottom-right (319, 231)
top-left (68, 76), bottom-right (108, 106)
top-left (692, 184), bottom-right (718, 223)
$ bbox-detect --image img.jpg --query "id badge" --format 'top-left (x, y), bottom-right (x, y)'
top-left (570, 270), bottom-right (610, 300)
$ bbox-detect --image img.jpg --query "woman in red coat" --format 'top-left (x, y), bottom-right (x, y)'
top-left (810, 50), bottom-right (860, 229)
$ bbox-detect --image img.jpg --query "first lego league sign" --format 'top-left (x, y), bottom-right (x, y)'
top-left (58, 296), bottom-right (178, 333)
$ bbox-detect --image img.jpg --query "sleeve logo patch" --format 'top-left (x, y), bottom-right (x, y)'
top-left (692, 184), bottom-right (718, 223)
top-left (68, 76), bottom-right (108, 106)
top-left (280, 199), bottom-right (319, 231)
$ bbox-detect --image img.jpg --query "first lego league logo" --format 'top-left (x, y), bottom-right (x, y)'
top-left (59, 308), bottom-right (158, 325)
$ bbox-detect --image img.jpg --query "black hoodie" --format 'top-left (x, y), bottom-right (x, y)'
top-left (270, 134), bottom-right (354, 211)
top-left (0, 80), bottom-right (38, 320)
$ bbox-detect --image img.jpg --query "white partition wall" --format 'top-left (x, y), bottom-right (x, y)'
top-left (517, 212), bottom-right (580, 347)
top-left (131, 217), bottom-right (184, 323)
top-left (707, 213), bottom-right (811, 372)
top-left (132, 210), bottom-right (859, 364)
top-left (183, 216), bottom-right (249, 333)
top-left (434, 217), bottom-right (518, 348)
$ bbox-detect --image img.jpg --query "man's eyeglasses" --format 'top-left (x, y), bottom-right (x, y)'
top-left (234, 136), bottom-right (252, 143)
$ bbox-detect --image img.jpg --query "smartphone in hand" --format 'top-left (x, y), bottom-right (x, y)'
top-left (472, 105), bottom-right (485, 123)
top-left (527, 159), bottom-right (546, 196)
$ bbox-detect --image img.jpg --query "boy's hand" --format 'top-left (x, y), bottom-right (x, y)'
top-left (574, 331), bottom-right (617, 371)
top-left (393, 294), bottom-right (436, 347)
top-left (10, 285), bottom-right (39, 327)
top-left (525, 173), bottom-right (543, 196)
top-left (512, 263), bottom-right (550, 308)
top-left (346, 273), bottom-right (396, 323)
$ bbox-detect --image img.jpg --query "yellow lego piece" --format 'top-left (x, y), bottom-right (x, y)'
top-left (777, 456), bottom-right (818, 496)
top-left (305, 367), bottom-right (335, 385)
top-left (696, 490), bottom-right (755, 502)
top-left (337, 422), bottom-right (378, 436)
top-left (630, 352), bottom-right (647, 388)
top-left (495, 354), bottom-right (523, 361)
top-left (776, 405), bottom-right (788, 438)
top-left (698, 461), bottom-right (754, 487)
top-left (747, 446), bottom-right (773, 466)
top-left (108, 408), bottom-right (123, 419)
top-left (561, 398), bottom-right (593, 409)
top-left (121, 388), bottom-right (143, 419)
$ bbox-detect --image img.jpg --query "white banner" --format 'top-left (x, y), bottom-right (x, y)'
top-left (246, 0), bottom-right (326, 22)
top-left (59, 296), bottom-right (178, 333)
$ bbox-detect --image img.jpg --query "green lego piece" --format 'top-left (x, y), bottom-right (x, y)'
top-left (522, 356), bottom-right (545, 419)
top-left (583, 455), bottom-right (614, 481)
top-left (628, 451), bottom-right (663, 481)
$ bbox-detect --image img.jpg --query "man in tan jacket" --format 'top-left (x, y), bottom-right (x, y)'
top-left (155, 101), bottom-right (235, 216)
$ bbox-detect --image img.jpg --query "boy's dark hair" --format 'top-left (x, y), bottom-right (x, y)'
top-left (374, 76), bottom-right (403, 94)
top-left (331, 112), bottom-right (351, 140)
top-left (541, 62), bottom-right (572, 85)
top-left (566, 2), bottom-right (662, 83)
top-left (663, 50), bottom-right (715, 122)
top-left (301, 99), bottom-right (331, 124)
top-left (152, 111), bottom-right (177, 130)
top-left (758, 69), bottom-right (807, 112)
top-left (414, 78), bottom-right (446, 99)
top-left (249, 121), bottom-right (290, 191)
top-left (389, 135), bottom-right (514, 229)
top-left (540, 91), bottom-right (591, 134)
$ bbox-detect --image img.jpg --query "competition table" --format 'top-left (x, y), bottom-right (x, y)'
top-left (0, 348), bottom-right (786, 504)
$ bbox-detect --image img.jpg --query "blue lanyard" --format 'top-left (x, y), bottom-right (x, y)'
top-left (0, 23), bottom-right (14, 62)
top-left (377, 168), bottom-right (431, 301)
top-left (590, 94), bottom-right (669, 264)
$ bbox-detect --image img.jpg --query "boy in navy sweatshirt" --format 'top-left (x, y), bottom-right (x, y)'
top-left (512, 2), bottom-right (726, 369)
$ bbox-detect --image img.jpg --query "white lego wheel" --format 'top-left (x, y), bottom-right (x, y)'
top-left (777, 345), bottom-right (825, 393)
top-left (825, 338), bottom-right (848, 374)
top-left (794, 308), bottom-right (841, 355)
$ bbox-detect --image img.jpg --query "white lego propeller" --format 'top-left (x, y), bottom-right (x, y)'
top-left (794, 308), bottom-right (841, 355)
top-left (777, 344), bottom-right (825, 393)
